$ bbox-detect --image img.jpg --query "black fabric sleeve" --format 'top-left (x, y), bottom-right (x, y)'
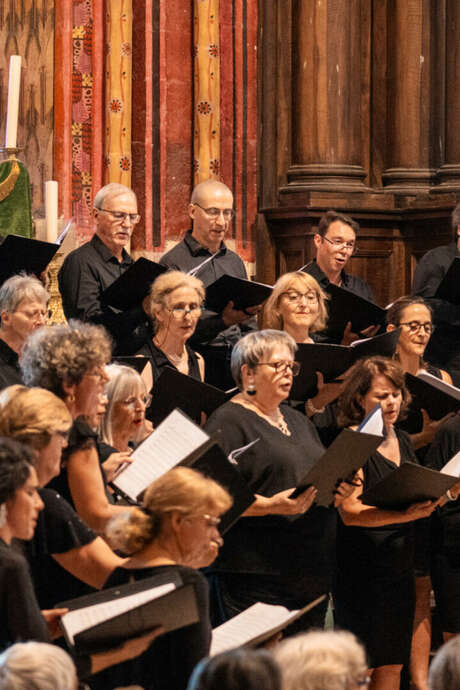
top-left (36, 489), bottom-right (95, 555)
top-left (412, 253), bottom-right (460, 327)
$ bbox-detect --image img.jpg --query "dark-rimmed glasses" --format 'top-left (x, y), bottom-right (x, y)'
top-left (399, 321), bottom-right (433, 335)
top-left (255, 360), bottom-right (301, 376)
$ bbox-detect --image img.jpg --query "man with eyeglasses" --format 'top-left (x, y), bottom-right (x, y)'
top-left (412, 202), bottom-right (460, 385)
top-left (159, 179), bottom-right (259, 389)
top-left (58, 183), bottom-right (151, 355)
top-left (301, 210), bottom-right (377, 344)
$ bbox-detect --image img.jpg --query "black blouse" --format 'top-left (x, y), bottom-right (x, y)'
top-left (204, 401), bottom-right (336, 578)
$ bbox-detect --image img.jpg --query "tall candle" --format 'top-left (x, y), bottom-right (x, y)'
top-left (5, 56), bottom-right (21, 149)
top-left (45, 181), bottom-right (59, 243)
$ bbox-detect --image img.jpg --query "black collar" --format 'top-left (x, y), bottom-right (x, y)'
top-left (183, 229), bottom-right (227, 257)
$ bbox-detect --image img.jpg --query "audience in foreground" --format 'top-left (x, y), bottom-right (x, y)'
top-left (187, 649), bottom-right (282, 690)
top-left (428, 635), bottom-right (460, 690)
top-left (0, 641), bottom-right (78, 690)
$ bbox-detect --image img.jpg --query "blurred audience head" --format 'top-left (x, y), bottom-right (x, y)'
top-left (0, 642), bottom-right (77, 690)
top-left (187, 648), bottom-right (282, 690)
top-left (428, 635), bottom-right (460, 690)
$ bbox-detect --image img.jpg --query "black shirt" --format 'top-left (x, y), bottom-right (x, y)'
top-left (0, 538), bottom-right (49, 649)
top-left (58, 234), bottom-right (150, 354)
top-left (0, 337), bottom-right (21, 390)
top-left (159, 230), bottom-right (255, 346)
top-left (101, 564), bottom-right (211, 690)
top-left (204, 402), bottom-right (336, 579)
top-left (302, 259), bottom-right (376, 343)
top-left (25, 488), bottom-right (96, 608)
top-left (412, 242), bottom-right (460, 374)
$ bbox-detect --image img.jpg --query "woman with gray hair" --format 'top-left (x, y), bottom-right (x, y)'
top-left (428, 636), bottom-right (460, 690)
top-left (204, 329), bottom-right (353, 631)
top-left (274, 630), bottom-right (369, 690)
top-left (0, 273), bottom-right (49, 389)
top-left (0, 642), bottom-right (78, 690)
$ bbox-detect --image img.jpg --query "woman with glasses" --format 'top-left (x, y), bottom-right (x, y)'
top-left (20, 320), bottom-right (130, 533)
top-left (204, 329), bottom-right (353, 632)
top-left (99, 364), bottom-right (151, 476)
top-left (387, 297), bottom-right (455, 690)
top-left (335, 357), bottom-right (442, 690)
top-left (137, 271), bottom-right (205, 420)
top-left (101, 467), bottom-right (232, 690)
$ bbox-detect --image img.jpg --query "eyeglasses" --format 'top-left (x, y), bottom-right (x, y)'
top-left (98, 208), bottom-right (141, 224)
top-left (167, 305), bottom-right (203, 319)
top-left (399, 321), bottom-right (433, 335)
top-left (14, 308), bottom-right (48, 322)
top-left (281, 290), bottom-right (319, 304)
top-left (355, 676), bottom-right (371, 687)
top-left (322, 235), bottom-right (357, 253)
top-left (186, 513), bottom-right (221, 527)
top-left (255, 360), bottom-right (301, 376)
top-left (55, 429), bottom-right (70, 441)
top-left (121, 394), bottom-right (152, 409)
top-left (193, 203), bottom-right (234, 220)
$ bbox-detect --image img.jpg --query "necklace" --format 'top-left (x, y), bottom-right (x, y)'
top-left (240, 397), bottom-right (291, 436)
top-left (153, 338), bottom-right (187, 366)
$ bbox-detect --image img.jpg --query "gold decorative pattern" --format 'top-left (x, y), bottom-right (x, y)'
top-left (193, 0), bottom-right (220, 184)
top-left (0, 160), bottom-right (20, 201)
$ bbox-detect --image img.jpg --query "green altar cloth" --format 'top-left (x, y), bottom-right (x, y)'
top-left (0, 158), bottom-right (33, 238)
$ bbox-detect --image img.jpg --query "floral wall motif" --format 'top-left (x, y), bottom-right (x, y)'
top-left (0, 0), bottom-right (55, 211)
top-left (104, 0), bottom-right (132, 186)
top-left (193, 0), bottom-right (220, 185)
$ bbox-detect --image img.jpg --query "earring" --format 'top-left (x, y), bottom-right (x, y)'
top-left (246, 382), bottom-right (256, 396)
top-left (0, 504), bottom-right (7, 528)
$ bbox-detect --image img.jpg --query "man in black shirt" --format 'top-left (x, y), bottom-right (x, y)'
top-left (0, 274), bottom-right (49, 389)
top-left (412, 204), bottom-right (460, 385)
top-left (301, 210), bottom-right (378, 344)
top-left (159, 179), bottom-right (258, 389)
top-left (58, 183), bottom-right (150, 355)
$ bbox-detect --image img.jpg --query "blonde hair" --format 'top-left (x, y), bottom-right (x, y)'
top-left (274, 630), bottom-right (367, 690)
top-left (101, 364), bottom-right (148, 446)
top-left (107, 467), bottom-right (232, 554)
top-left (148, 271), bottom-right (205, 328)
top-left (263, 272), bottom-right (328, 333)
top-left (0, 386), bottom-right (72, 450)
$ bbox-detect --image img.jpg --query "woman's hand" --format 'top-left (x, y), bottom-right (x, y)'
top-left (405, 499), bottom-right (440, 521)
top-left (102, 451), bottom-right (133, 483)
top-left (306, 372), bottom-right (344, 415)
top-left (333, 477), bottom-right (361, 507)
top-left (266, 486), bottom-right (318, 515)
top-left (41, 608), bottom-right (68, 639)
top-left (90, 627), bottom-right (164, 675)
top-left (411, 409), bottom-right (456, 449)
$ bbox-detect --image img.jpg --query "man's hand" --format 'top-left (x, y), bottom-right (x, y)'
top-left (222, 300), bottom-right (261, 326)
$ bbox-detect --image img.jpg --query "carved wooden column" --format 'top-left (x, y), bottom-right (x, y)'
top-left (381, 0), bottom-right (442, 192)
top-left (436, 0), bottom-right (460, 191)
top-left (284, 0), bottom-right (369, 193)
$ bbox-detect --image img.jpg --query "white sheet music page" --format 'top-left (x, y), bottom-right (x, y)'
top-left (357, 404), bottom-right (384, 436)
top-left (418, 371), bottom-right (460, 401)
top-left (441, 449), bottom-right (460, 476)
top-left (62, 582), bottom-right (176, 645)
top-left (210, 602), bottom-right (299, 656)
top-left (113, 409), bottom-right (209, 500)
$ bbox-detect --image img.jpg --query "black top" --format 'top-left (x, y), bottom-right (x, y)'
top-left (412, 242), bottom-right (460, 372)
top-left (24, 488), bottom-right (96, 608)
top-left (337, 430), bottom-right (418, 579)
top-left (58, 234), bottom-right (150, 354)
top-left (159, 230), bottom-right (255, 347)
top-left (137, 340), bottom-right (201, 384)
top-left (102, 564), bottom-right (210, 690)
top-left (0, 538), bottom-right (50, 649)
top-left (204, 402), bottom-right (336, 578)
top-left (425, 415), bottom-right (460, 563)
top-left (302, 259), bottom-right (376, 343)
top-left (0, 337), bottom-right (22, 390)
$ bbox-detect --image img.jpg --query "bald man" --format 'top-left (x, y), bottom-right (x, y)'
top-left (160, 180), bottom-right (257, 389)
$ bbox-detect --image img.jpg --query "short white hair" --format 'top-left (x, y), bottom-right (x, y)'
top-left (0, 274), bottom-right (49, 315)
top-left (93, 183), bottom-right (136, 209)
top-left (0, 642), bottom-right (77, 690)
top-left (274, 630), bottom-right (368, 690)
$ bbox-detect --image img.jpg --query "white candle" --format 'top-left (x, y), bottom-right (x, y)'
top-left (5, 55), bottom-right (21, 149)
top-left (45, 180), bottom-right (59, 243)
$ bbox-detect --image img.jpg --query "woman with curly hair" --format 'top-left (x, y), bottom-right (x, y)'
top-left (19, 320), bottom-right (127, 532)
top-left (334, 356), bottom-right (444, 690)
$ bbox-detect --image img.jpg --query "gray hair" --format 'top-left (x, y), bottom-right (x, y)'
top-left (0, 274), bottom-right (49, 315)
top-left (274, 630), bottom-right (367, 690)
top-left (428, 636), bottom-right (460, 690)
top-left (93, 183), bottom-right (137, 210)
top-left (0, 642), bottom-right (77, 690)
top-left (101, 363), bottom-right (147, 446)
top-left (230, 329), bottom-right (297, 388)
